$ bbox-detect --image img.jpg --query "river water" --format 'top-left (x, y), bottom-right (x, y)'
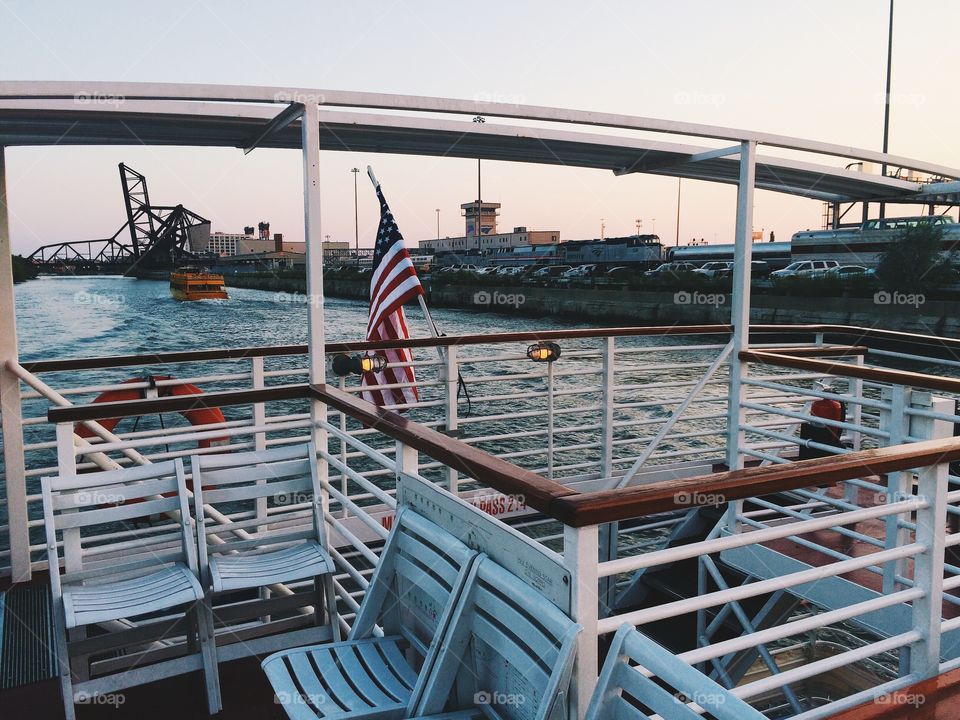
top-left (14, 275), bottom-right (588, 363)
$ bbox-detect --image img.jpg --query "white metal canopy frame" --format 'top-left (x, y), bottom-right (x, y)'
top-left (1, 80), bottom-right (959, 591)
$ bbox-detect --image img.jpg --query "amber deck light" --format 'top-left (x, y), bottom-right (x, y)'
top-left (331, 353), bottom-right (388, 376)
top-left (527, 342), bottom-right (561, 363)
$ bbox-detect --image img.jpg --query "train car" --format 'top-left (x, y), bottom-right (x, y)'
top-left (560, 235), bottom-right (663, 268)
top-left (668, 241), bottom-right (792, 270)
top-left (791, 215), bottom-right (960, 267)
top-left (486, 244), bottom-right (562, 267)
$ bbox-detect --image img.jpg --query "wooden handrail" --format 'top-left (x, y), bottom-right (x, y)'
top-left (22, 325), bottom-right (738, 373)
top-left (551, 436), bottom-right (960, 526)
top-left (22, 322), bottom-right (960, 375)
top-left (308, 383), bottom-right (578, 517)
top-left (46, 384), bottom-right (309, 423)
top-left (43, 375), bottom-right (960, 528)
top-left (756, 345), bottom-right (868, 358)
top-left (741, 349), bottom-right (960, 394)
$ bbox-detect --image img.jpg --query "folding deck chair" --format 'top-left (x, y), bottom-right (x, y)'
top-left (262, 506), bottom-right (478, 720)
top-left (407, 555), bottom-right (581, 720)
top-left (41, 459), bottom-right (220, 720)
top-left (190, 442), bottom-right (339, 671)
top-left (584, 623), bottom-right (766, 720)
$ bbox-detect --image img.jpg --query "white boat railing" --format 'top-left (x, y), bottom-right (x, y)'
top-left (7, 323), bottom-right (960, 717)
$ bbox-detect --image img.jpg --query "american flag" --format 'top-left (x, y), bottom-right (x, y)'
top-left (361, 183), bottom-right (425, 409)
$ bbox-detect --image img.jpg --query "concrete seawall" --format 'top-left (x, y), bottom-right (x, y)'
top-left (225, 274), bottom-right (960, 335)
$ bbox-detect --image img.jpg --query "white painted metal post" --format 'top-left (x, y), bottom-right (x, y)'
top-left (0, 145), bottom-right (30, 581)
top-left (909, 396), bottom-right (951, 678)
top-left (442, 345), bottom-right (459, 493)
top-left (301, 103), bottom-right (333, 584)
top-left (302, 102), bottom-right (325, 406)
top-left (598, 337), bottom-right (618, 612)
top-left (251, 356), bottom-right (267, 521)
top-left (724, 140), bottom-right (755, 532)
top-left (547, 362), bottom-right (555, 480)
top-left (724, 140), bottom-right (756, 474)
top-left (564, 523), bottom-right (598, 720)
top-left (395, 440), bottom-right (419, 477)
top-left (600, 337), bottom-right (615, 482)
top-left (339, 376), bottom-right (349, 519)
top-left (880, 386), bottom-right (911, 593)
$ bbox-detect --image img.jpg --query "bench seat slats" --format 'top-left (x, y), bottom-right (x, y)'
top-left (210, 540), bottom-right (332, 593)
top-left (62, 563), bottom-right (202, 629)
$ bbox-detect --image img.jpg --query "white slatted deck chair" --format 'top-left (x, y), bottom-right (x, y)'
top-left (41, 459), bottom-right (219, 720)
top-left (262, 506), bottom-right (479, 720)
top-left (407, 556), bottom-right (581, 720)
top-left (583, 623), bottom-right (766, 720)
top-left (190, 442), bottom-right (339, 663)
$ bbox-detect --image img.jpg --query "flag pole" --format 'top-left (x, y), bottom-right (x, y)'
top-left (366, 166), bottom-right (446, 354)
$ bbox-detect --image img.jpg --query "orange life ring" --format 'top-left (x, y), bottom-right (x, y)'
top-left (75, 375), bottom-right (229, 449)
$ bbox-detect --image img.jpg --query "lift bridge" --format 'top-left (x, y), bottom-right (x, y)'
top-left (27, 163), bottom-right (210, 277)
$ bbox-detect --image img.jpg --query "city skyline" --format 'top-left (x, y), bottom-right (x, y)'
top-left (1, 0), bottom-right (958, 256)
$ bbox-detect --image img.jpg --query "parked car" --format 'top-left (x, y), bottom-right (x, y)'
top-left (475, 266), bottom-right (500, 276)
top-left (645, 262), bottom-right (698, 278)
top-left (750, 260), bottom-right (771, 277)
top-left (770, 260), bottom-right (839, 279)
top-left (825, 265), bottom-right (870, 278)
top-left (523, 265), bottom-right (572, 284)
top-left (595, 266), bottom-right (634, 284)
top-left (556, 264), bottom-right (601, 286)
top-left (693, 261), bottom-right (733, 279)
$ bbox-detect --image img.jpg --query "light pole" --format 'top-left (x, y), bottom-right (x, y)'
top-left (675, 179), bottom-right (682, 247)
top-left (880, 0), bottom-right (894, 220)
top-left (435, 208), bottom-right (440, 240)
top-left (651, 218), bottom-right (656, 234)
top-left (635, 218), bottom-right (642, 235)
top-left (600, 218), bottom-right (606, 240)
top-left (473, 116), bottom-right (485, 247)
top-left (350, 167), bottom-right (360, 264)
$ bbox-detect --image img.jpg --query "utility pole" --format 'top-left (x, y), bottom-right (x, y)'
top-left (435, 208), bottom-right (440, 240)
top-left (880, 0), bottom-right (894, 220)
top-left (350, 167), bottom-right (360, 264)
top-left (675, 179), bottom-right (682, 247)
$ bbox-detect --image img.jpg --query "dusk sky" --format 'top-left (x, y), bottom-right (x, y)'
top-left (2, 0), bottom-right (958, 255)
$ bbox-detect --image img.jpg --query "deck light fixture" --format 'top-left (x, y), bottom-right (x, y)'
top-left (331, 353), bottom-right (388, 376)
top-left (527, 342), bottom-right (561, 363)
